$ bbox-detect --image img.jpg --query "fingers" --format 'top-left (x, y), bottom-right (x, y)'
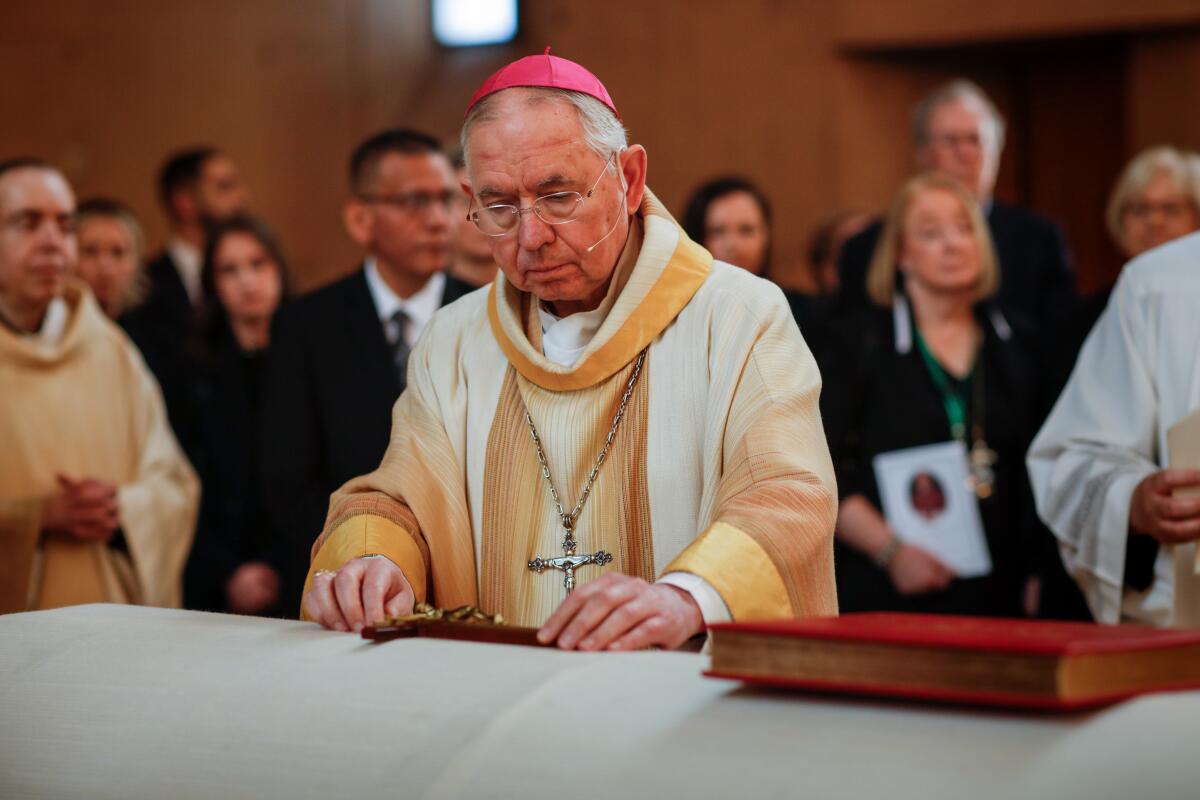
top-left (1153, 469), bottom-right (1200, 492)
top-left (304, 559), bottom-right (413, 633)
top-left (577, 596), bottom-right (655, 652)
top-left (1152, 493), bottom-right (1200, 522)
top-left (58, 476), bottom-right (118, 503)
top-left (360, 561), bottom-right (401, 629)
top-left (1154, 517), bottom-right (1200, 544)
top-left (303, 571), bottom-right (349, 632)
top-left (540, 575), bottom-right (644, 649)
top-left (333, 568), bottom-right (367, 633)
top-left (537, 586), bottom-right (587, 645)
top-left (383, 584), bottom-right (415, 618)
top-left (607, 615), bottom-right (672, 652)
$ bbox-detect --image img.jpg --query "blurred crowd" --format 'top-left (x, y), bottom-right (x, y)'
top-left (3, 77), bottom-right (1198, 625)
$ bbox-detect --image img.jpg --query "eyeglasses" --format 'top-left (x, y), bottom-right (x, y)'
top-left (1124, 199), bottom-right (1196, 222)
top-left (927, 132), bottom-right (983, 151)
top-left (468, 153), bottom-right (616, 236)
top-left (357, 189), bottom-right (462, 215)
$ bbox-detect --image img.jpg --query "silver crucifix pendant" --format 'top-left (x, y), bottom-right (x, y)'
top-left (527, 529), bottom-right (613, 594)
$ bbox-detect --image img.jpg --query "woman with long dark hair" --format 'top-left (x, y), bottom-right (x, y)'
top-left (184, 215), bottom-right (290, 615)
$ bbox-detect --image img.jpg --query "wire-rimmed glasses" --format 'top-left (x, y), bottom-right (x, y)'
top-left (468, 153), bottom-right (616, 236)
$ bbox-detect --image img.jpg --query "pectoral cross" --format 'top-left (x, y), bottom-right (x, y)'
top-left (527, 529), bottom-right (613, 595)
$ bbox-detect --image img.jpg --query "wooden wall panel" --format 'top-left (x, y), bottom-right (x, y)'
top-left (834, 0), bottom-right (1200, 48)
top-left (2, 0), bottom-right (1199, 294)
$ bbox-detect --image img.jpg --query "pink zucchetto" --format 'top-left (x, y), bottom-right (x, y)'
top-left (464, 47), bottom-right (620, 119)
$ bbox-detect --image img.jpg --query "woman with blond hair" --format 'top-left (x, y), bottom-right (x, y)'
top-left (74, 198), bottom-right (149, 321)
top-left (818, 172), bottom-right (1054, 617)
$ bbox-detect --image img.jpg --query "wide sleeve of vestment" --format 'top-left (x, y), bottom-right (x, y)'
top-left (662, 277), bottom-right (839, 620)
top-left (115, 340), bottom-right (201, 609)
top-left (301, 307), bottom-right (478, 617)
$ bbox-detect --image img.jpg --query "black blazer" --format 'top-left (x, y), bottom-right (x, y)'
top-left (258, 267), bottom-right (475, 613)
top-left (184, 334), bottom-right (280, 614)
top-left (123, 250), bottom-right (204, 458)
top-left (836, 202), bottom-right (1078, 335)
top-left (817, 299), bottom-right (1053, 617)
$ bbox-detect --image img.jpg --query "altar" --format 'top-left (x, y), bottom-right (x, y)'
top-left (1, 604), bottom-right (1197, 799)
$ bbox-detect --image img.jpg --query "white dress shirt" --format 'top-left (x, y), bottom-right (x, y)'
top-left (364, 259), bottom-right (446, 350)
top-left (167, 238), bottom-right (203, 308)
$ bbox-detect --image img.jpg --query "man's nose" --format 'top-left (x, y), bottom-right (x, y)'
top-left (516, 208), bottom-right (554, 251)
top-left (37, 221), bottom-right (69, 251)
top-left (424, 198), bottom-right (453, 230)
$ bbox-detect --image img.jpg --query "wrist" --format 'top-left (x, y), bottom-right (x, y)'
top-left (873, 533), bottom-right (902, 570)
top-left (662, 583), bottom-right (705, 635)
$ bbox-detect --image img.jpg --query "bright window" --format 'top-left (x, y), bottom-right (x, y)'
top-left (432, 0), bottom-right (519, 47)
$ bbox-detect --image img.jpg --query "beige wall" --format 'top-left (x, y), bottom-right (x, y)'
top-left (2, 0), bottom-right (1199, 293)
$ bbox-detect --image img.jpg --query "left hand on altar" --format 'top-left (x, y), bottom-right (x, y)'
top-left (537, 573), bottom-right (704, 651)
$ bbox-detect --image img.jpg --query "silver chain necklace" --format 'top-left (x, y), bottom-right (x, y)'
top-left (524, 348), bottom-right (647, 593)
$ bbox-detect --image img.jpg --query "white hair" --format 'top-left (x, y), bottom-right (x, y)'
top-left (460, 87), bottom-right (628, 175)
top-left (912, 79), bottom-right (1006, 155)
top-left (1106, 145), bottom-right (1200, 247)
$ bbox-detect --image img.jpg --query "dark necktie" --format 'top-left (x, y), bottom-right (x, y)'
top-left (391, 309), bottom-right (411, 389)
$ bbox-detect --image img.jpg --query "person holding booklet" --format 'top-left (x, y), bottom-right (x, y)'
top-left (817, 172), bottom-right (1049, 617)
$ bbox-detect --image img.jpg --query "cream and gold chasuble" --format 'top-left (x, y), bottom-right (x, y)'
top-left (305, 190), bottom-right (838, 626)
top-left (0, 281), bottom-right (199, 613)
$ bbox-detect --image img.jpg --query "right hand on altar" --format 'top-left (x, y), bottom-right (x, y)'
top-left (1129, 469), bottom-right (1200, 544)
top-left (42, 474), bottom-right (120, 543)
top-left (302, 555), bottom-right (415, 633)
top-left (887, 543), bottom-right (955, 595)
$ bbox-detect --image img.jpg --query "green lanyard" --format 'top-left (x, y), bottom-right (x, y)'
top-left (914, 328), bottom-right (972, 441)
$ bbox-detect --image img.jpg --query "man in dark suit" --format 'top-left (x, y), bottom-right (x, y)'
top-left (837, 80), bottom-right (1077, 334)
top-left (260, 129), bottom-right (474, 613)
top-left (131, 147), bottom-right (249, 454)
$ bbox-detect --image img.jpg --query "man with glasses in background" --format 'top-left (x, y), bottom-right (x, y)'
top-left (260, 129), bottom-right (473, 614)
top-left (298, 52), bottom-right (838, 650)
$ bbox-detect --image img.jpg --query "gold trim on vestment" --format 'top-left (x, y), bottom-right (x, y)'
top-left (301, 514), bottom-right (428, 619)
top-left (662, 522), bottom-right (792, 620)
top-left (487, 193), bottom-right (712, 392)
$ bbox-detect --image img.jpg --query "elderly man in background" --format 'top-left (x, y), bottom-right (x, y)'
top-left (299, 51), bottom-right (838, 650)
top-left (0, 159), bottom-right (198, 614)
top-left (838, 79), bottom-right (1077, 335)
top-left (1028, 230), bottom-right (1200, 628)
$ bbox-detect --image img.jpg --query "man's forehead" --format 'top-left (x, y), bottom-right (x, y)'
top-left (372, 151), bottom-right (455, 191)
top-left (0, 169), bottom-right (75, 216)
top-left (928, 99), bottom-right (987, 132)
top-left (468, 132), bottom-right (601, 195)
top-left (201, 154), bottom-right (236, 179)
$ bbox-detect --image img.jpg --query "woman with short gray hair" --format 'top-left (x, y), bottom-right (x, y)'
top-left (1105, 145), bottom-right (1200, 260)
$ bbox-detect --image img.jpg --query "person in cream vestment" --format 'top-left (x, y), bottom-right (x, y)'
top-left (301, 52), bottom-right (838, 651)
top-left (0, 160), bottom-right (198, 614)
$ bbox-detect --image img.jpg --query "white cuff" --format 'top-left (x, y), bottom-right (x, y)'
top-left (657, 571), bottom-right (731, 625)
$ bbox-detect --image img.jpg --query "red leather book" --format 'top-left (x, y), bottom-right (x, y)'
top-left (706, 613), bottom-right (1200, 711)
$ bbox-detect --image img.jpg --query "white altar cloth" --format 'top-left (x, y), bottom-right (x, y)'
top-left (1, 604), bottom-right (1197, 799)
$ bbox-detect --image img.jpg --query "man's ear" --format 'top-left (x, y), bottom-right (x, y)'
top-left (343, 199), bottom-right (373, 247)
top-left (619, 145), bottom-right (648, 215)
